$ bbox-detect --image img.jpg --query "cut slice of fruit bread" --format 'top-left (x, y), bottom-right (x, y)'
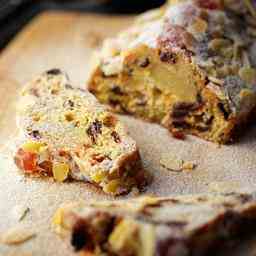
top-left (53, 191), bottom-right (256, 256)
top-left (88, 0), bottom-right (256, 143)
top-left (14, 69), bottom-right (146, 195)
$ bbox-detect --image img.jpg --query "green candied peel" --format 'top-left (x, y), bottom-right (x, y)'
top-left (244, 0), bottom-right (256, 18)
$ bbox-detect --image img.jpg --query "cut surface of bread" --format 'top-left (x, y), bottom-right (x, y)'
top-left (88, 0), bottom-right (256, 143)
top-left (14, 69), bottom-right (146, 195)
top-left (53, 191), bottom-right (256, 256)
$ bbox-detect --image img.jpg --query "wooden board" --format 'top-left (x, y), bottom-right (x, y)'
top-left (1, 11), bottom-right (256, 256)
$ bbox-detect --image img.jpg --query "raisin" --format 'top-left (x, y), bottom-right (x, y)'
top-left (59, 150), bottom-right (71, 160)
top-left (111, 85), bottom-right (125, 95)
top-left (46, 69), bottom-right (62, 75)
top-left (159, 51), bottom-right (177, 64)
top-left (196, 93), bottom-right (203, 104)
top-left (172, 109), bottom-right (189, 118)
top-left (173, 102), bottom-right (195, 110)
top-left (204, 115), bottom-right (213, 125)
top-left (92, 154), bottom-right (106, 162)
top-left (87, 119), bottom-right (102, 143)
top-left (90, 154), bottom-right (109, 165)
top-left (196, 125), bottom-right (210, 132)
top-left (109, 99), bottom-right (120, 107)
top-left (29, 130), bottom-right (41, 139)
top-left (195, 0), bottom-right (222, 10)
top-left (184, 49), bottom-right (194, 58)
top-left (172, 131), bottom-right (186, 140)
top-left (218, 103), bottom-right (230, 120)
top-left (111, 131), bottom-right (121, 143)
top-left (171, 102), bottom-right (196, 118)
top-left (138, 57), bottom-right (150, 68)
top-left (172, 120), bottom-right (191, 129)
top-left (74, 121), bottom-right (80, 127)
top-left (204, 77), bottom-right (210, 85)
top-left (63, 99), bottom-right (74, 108)
top-left (71, 220), bottom-right (89, 252)
top-left (38, 161), bottom-right (52, 174)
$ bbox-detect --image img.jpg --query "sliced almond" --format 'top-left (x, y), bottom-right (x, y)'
top-left (160, 154), bottom-right (183, 172)
top-left (160, 154), bottom-right (197, 172)
top-left (1, 226), bottom-right (36, 245)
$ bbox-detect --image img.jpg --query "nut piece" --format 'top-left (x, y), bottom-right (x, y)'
top-left (52, 163), bottom-right (70, 182)
top-left (160, 154), bottom-right (183, 172)
top-left (1, 226), bottom-right (36, 245)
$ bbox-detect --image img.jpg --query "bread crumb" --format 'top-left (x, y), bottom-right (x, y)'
top-left (1, 226), bottom-right (36, 245)
top-left (160, 154), bottom-right (197, 172)
top-left (182, 161), bottom-right (197, 171)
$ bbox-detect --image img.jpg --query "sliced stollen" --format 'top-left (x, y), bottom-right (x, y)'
top-left (53, 191), bottom-right (256, 256)
top-left (88, 0), bottom-right (256, 143)
top-left (14, 69), bottom-right (146, 195)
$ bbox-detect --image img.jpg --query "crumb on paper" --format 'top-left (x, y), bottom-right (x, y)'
top-left (160, 154), bottom-right (197, 172)
top-left (1, 226), bottom-right (36, 245)
top-left (86, 31), bottom-right (103, 48)
top-left (11, 205), bottom-right (30, 222)
top-left (208, 181), bottom-right (241, 193)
